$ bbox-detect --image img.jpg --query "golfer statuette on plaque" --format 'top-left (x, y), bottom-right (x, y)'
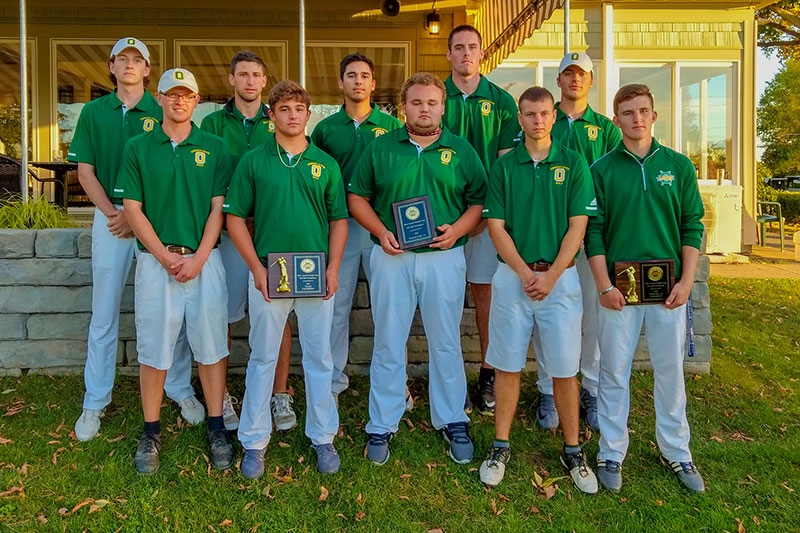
top-left (267, 252), bottom-right (326, 299)
top-left (613, 259), bottom-right (675, 305)
top-left (391, 195), bottom-right (436, 250)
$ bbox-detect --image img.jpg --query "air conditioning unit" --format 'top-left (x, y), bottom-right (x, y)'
top-left (699, 185), bottom-right (742, 254)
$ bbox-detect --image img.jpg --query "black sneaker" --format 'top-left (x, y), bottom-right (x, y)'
top-left (478, 369), bottom-right (496, 415)
top-left (134, 432), bottom-right (162, 474)
top-left (560, 448), bottom-right (598, 495)
top-left (441, 422), bottom-right (474, 464)
top-left (208, 428), bottom-right (234, 470)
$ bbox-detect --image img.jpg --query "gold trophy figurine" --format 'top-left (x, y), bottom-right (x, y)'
top-left (617, 266), bottom-right (639, 303)
top-left (276, 257), bottom-right (291, 293)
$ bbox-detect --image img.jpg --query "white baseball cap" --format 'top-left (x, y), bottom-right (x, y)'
top-left (110, 37), bottom-right (150, 64)
top-left (158, 68), bottom-right (199, 94)
top-left (559, 52), bottom-right (593, 74)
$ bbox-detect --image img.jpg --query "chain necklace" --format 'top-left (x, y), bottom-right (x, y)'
top-left (276, 137), bottom-right (306, 169)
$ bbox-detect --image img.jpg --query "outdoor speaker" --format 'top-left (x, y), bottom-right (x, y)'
top-left (381, 0), bottom-right (400, 17)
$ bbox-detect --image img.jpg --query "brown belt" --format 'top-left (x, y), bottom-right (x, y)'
top-left (527, 259), bottom-right (575, 272)
top-left (142, 245), bottom-right (196, 255)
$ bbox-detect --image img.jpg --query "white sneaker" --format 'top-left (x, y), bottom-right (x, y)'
top-left (561, 448), bottom-right (598, 495)
top-left (479, 445), bottom-right (511, 488)
top-left (405, 386), bottom-right (414, 412)
top-left (271, 393), bottom-right (297, 431)
top-left (176, 395), bottom-right (205, 425)
top-left (75, 408), bottom-right (105, 441)
top-left (222, 391), bottom-right (240, 431)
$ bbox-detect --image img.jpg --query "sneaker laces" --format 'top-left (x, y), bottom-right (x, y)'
top-left (564, 449), bottom-right (591, 477)
top-left (479, 373), bottom-right (495, 396)
top-left (600, 459), bottom-right (621, 473)
top-left (367, 432), bottom-right (392, 446)
top-left (581, 390), bottom-right (597, 410)
top-left (79, 409), bottom-right (102, 423)
top-left (538, 394), bottom-right (557, 414)
top-left (139, 432), bottom-right (160, 453)
top-left (680, 461), bottom-right (698, 474)
top-left (445, 422), bottom-right (471, 444)
top-left (272, 394), bottom-right (293, 415)
top-left (487, 446), bottom-right (509, 467)
top-left (208, 428), bottom-right (228, 447)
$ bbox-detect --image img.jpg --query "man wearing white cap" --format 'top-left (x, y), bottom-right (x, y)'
top-left (68, 38), bottom-right (202, 442)
top-left (533, 52), bottom-right (622, 432)
top-left (117, 68), bottom-right (234, 474)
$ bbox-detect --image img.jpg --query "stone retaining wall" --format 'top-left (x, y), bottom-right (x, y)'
top-left (0, 228), bottom-right (712, 377)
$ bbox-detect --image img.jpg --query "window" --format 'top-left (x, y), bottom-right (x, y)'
top-left (0, 40), bottom-right (35, 159)
top-left (486, 61), bottom-right (601, 111)
top-left (618, 65), bottom-right (673, 148)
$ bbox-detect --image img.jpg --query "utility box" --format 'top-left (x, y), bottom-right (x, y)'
top-left (699, 185), bottom-right (743, 254)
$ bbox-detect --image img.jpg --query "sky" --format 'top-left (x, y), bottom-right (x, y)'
top-left (756, 48), bottom-right (783, 160)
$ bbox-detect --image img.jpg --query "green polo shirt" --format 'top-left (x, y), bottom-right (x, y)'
top-left (552, 103), bottom-right (621, 166)
top-left (442, 75), bottom-right (522, 172)
top-left (348, 127), bottom-right (488, 253)
top-left (584, 139), bottom-right (705, 282)
top-left (200, 99), bottom-right (275, 168)
top-left (310, 104), bottom-right (402, 197)
top-left (116, 124), bottom-right (233, 251)
top-left (67, 90), bottom-right (162, 202)
top-left (222, 138), bottom-right (348, 263)
top-left (484, 140), bottom-right (595, 264)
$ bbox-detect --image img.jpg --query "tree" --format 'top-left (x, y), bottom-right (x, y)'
top-left (758, 1), bottom-right (800, 61)
top-left (757, 59), bottom-right (800, 176)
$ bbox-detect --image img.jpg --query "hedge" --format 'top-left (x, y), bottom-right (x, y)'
top-left (777, 191), bottom-right (800, 224)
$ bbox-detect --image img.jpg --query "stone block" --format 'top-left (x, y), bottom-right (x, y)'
top-left (121, 286), bottom-right (134, 312)
top-left (34, 229), bottom-right (80, 257)
top-left (125, 340), bottom-right (138, 366)
top-left (345, 363), bottom-right (369, 377)
top-left (0, 286), bottom-right (92, 313)
top-left (28, 366), bottom-right (83, 376)
top-left (348, 309), bottom-right (374, 336)
top-left (691, 307), bottom-right (713, 336)
top-left (352, 282), bottom-right (370, 309)
top-left (687, 334), bottom-right (712, 362)
top-left (26, 313), bottom-right (90, 340)
top-left (409, 310), bottom-right (425, 336)
top-left (77, 230), bottom-right (92, 258)
top-left (0, 230), bottom-right (35, 258)
top-left (229, 338), bottom-right (250, 366)
top-left (0, 340), bottom-right (88, 368)
top-left (0, 314), bottom-right (26, 340)
top-left (119, 313), bottom-right (136, 340)
top-left (691, 282), bottom-right (710, 309)
top-left (0, 368), bottom-right (22, 377)
top-left (459, 308), bottom-right (478, 336)
top-left (348, 336), bottom-right (373, 364)
top-left (0, 258), bottom-right (92, 286)
top-left (229, 315), bottom-right (251, 338)
top-left (695, 255), bottom-right (710, 282)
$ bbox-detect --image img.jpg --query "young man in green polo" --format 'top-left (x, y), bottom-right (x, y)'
top-left (68, 37), bottom-right (201, 442)
top-left (534, 52), bottom-right (622, 431)
top-left (479, 87), bottom-right (598, 494)
top-left (349, 72), bottom-right (487, 466)
top-left (442, 24), bottom-right (522, 415)
top-left (310, 53), bottom-right (404, 408)
top-left (118, 68), bottom-right (234, 474)
top-left (586, 84), bottom-right (705, 493)
top-left (200, 50), bottom-right (296, 433)
top-left (224, 80), bottom-right (348, 477)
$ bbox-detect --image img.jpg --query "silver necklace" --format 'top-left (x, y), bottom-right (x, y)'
top-left (276, 137), bottom-right (306, 169)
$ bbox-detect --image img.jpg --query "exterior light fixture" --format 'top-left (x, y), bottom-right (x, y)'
top-left (426, 10), bottom-right (441, 35)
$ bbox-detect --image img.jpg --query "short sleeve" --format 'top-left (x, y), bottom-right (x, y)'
top-left (116, 138), bottom-right (143, 202)
top-left (584, 163), bottom-right (607, 258)
top-left (462, 144), bottom-right (488, 206)
top-left (605, 121), bottom-right (622, 153)
top-left (497, 93), bottom-right (522, 151)
top-left (325, 161), bottom-right (348, 221)
top-left (222, 155), bottom-right (255, 218)
top-left (67, 104), bottom-right (95, 165)
top-left (347, 142), bottom-right (377, 198)
top-left (567, 157), bottom-right (596, 218)
top-left (212, 145), bottom-right (233, 198)
top-left (482, 159), bottom-right (506, 220)
top-left (200, 113), bottom-right (217, 135)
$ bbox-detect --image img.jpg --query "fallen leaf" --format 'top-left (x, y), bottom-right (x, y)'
top-left (88, 504), bottom-right (102, 514)
top-left (736, 517), bottom-right (745, 533)
top-left (36, 515), bottom-right (48, 524)
top-left (780, 482), bottom-right (795, 493)
top-left (400, 473), bottom-right (412, 479)
top-left (619, 497), bottom-right (628, 503)
top-left (18, 463), bottom-right (28, 476)
top-left (497, 493), bottom-right (510, 502)
top-left (654, 499), bottom-right (664, 506)
top-left (542, 485), bottom-right (557, 500)
top-left (248, 524), bottom-right (262, 533)
top-left (244, 501), bottom-right (255, 511)
top-left (70, 498), bottom-right (95, 514)
top-left (355, 511), bottom-right (365, 522)
top-left (47, 440), bottom-right (60, 445)
top-left (357, 493), bottom-right (363, 506)
top-left (1, 389), bottom-right (15, 394)
top-left (753, 516), bottom-right (761, 525)
top-left (106, 434), bottom-right (125, 443)
top-left (278, 442), bottom-right (290, 448)
top-left (0, 486), bottom-right (23, 497)
top-left (530, 506), bottom-right (540, 513)
top-left (566, 490), bottom-right (572, 502)
top-left (398, 495), bottom-right (409, 500)
top-left (0, 436), bottom-right (12, 444)
top-left (318, 486), bottom-right (329, 502)
top-left (58, 508), bottom-right (68, 515)
top-left (220, 519), bottom-right (233, 526)
top-left (336, 513), bottom-right (346, 519)
top-left (208, 526), bottom-right (217, 532)
top-left (52, 447), bottom-right (66, 465)
top-left (427, 529), bottom-right (443, 533)
top-left (298, 455), bottom-right (304, 464)
top-left (710, 436), bottom-right (724, 443)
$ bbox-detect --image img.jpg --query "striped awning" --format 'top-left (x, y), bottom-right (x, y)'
top-left (475, 0), bottom-right (565, 74)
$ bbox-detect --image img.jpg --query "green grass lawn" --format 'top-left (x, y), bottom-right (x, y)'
top-left (1, 277), bottom-right (799, 532)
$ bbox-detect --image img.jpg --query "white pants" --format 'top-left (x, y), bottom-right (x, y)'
top-left (596, 303), bottom-right (693, 464)
top-left (486, 263), bottom-right (582, 375)
top-left (134, 250), bottom-right (229, 369)
top-left (464, 226), bottom-right (499, 284)
top-left (535, 246), bottom-right (600, 396)
top-left (366, 245), bottom-right (469, 434)
top-left (219, 229), bottom-right (249, 323)
top-left (238, 277), bottom-right (337, 450)
top-left (330, 218), bottom-right (373, 395)
top-left (83, 208), bottom-right (194, 409)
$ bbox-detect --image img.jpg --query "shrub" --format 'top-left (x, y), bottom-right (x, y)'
top-left (0, 195), bottom-right (78, 229)
top-left (776, 191), bottom-right (800, 224)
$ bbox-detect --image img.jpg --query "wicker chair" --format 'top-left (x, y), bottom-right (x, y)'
top-left (0, 154), bottom-right (66, 206)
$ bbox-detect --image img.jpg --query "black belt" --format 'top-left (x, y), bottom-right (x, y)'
top-left (527, 259), bottom-right (575, 272)
top-left (141, 245), bottom-right (196, 255)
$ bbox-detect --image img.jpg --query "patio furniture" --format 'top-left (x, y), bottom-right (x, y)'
top-left (30, 160), bottom-right (79, 208)
top-left (0, 154), bottom-right (66, 206)
top-left (757, 201), bottom-right (785, 252)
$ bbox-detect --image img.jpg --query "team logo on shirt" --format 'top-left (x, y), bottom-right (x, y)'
top-left (552, 166), bottom-right (568, 184)
top-left (141, 117), bottom-right (157, 132)
top-left (439, 149), bottom-right (454, 165)
top-left (479, 100), bottom-right (494, 116)
top-left (308, 162), bottom-right (325, 179)
top-left (268, 122), bottom-right (276, 132)
top-left (372, 127), bottom-right (388, 137)
top-left (585, 125), bottom-right (600, 141)
top-left (587, 197), bottom-right (598, 211)
top-left (192, 149), bottom-right (209, 166)
top-left (656, 170), bottom-right (675, 186)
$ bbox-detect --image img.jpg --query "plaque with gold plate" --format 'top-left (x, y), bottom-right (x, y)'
top-left (391, 195), bottom-right (436, 250)
top-left (613, 259), bottom-right (675, 305)
top-left (267, 252), bottom-right (326, 299)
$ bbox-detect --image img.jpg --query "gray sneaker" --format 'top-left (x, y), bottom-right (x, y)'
top-left (596, 459), bottom-right (623, 493)
top-left (241, 448), bottom-right (266, 479)
top-left (366, 432), bottom-right (393, 465)
top-left (561, 448), bottom-right (598, 495)
top-left (271, 393), bottom-right (297, 432)
top-left (207, 428), bottom-right (234, 470)
top-left (176, 395), bottom-right (205, 425)
top-left (579, 388), bottom-right (599, 430)
top-left (661, 456), bottom-right (705, 493)
top-left (134, 432), bottom-right (162, 475)
top-left (75, 408), bottom-right (105, 442)
top-left (441, 422), bottom-right (474, 464)
top-left (479, 446), bottom-right (511, 488)
top-left (222, 392), bottom-right (240, 431)
top-left (536, 393), bottom-right (559, 430)
top-left (312, 443), bottom-right (341, 474)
